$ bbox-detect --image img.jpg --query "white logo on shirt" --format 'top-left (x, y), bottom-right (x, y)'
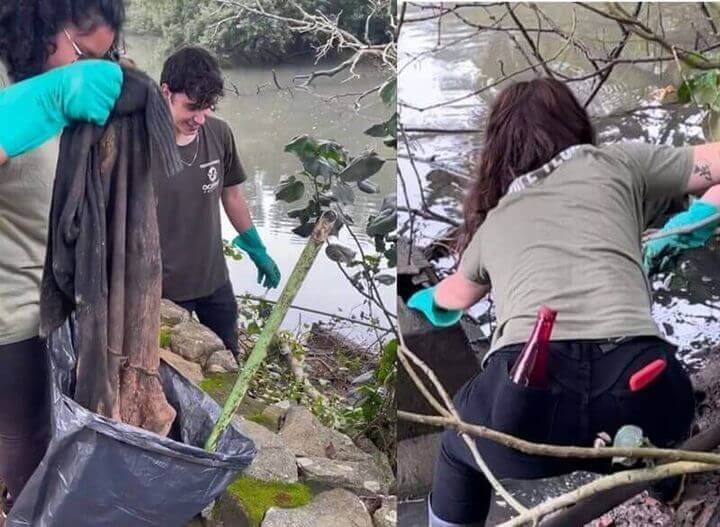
top-left (202, 160), bottom-right (221, 193)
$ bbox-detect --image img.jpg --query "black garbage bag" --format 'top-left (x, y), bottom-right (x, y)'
top-left (6, 321), bottom-right (256, 527)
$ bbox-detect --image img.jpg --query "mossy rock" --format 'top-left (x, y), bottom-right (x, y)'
top-left (159, 326), bottom-right (172, 349)
top-left (245, 411), bottom-right (279, 432)
top-left (199, 373), bottom-right (268, 417)
top-left (213, 477), bottom-right (312, 527)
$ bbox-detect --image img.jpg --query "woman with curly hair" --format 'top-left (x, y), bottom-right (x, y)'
top-left (0, 0), bottom-right (125, 518)
top-left (408, 77), bottom-right (720, 525)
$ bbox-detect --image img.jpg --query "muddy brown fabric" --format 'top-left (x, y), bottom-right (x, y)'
top-left (39, 67), bottom-right (181, 436)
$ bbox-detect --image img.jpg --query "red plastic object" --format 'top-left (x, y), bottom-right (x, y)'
top-left (629, 359), bottom-right (667, 392)
top-left (510, 306), bottom-right (557, 388)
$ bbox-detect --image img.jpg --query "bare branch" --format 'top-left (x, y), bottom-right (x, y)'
top-left (505, 3), bottom-right (555, 78)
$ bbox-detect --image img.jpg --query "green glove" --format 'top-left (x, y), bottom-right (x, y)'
top-left (407, 286), bottom-right (463, 327)
top-left (0, 60), bottom-right (123, 157)
top-left (232, 226), bottom-right (281, 289)
top-left (643, 200), bottom-right (720, 274)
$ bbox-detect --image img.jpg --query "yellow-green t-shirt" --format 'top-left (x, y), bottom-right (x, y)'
top-left (0, 137), bottom-right (59, 345)
top-left (459, 142), bottom-right (694, 357)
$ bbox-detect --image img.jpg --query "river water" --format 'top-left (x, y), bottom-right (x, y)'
top-left (127, 33), bottom-right (396, 337)
top-left (398, 3), bottom-right (720, 368)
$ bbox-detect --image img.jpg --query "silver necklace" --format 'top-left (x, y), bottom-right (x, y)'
top-left (180, 135), bottom-right (200, 167)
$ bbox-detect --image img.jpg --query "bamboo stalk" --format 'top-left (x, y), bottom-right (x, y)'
top-left (205, 211), bottom-right (337, 452)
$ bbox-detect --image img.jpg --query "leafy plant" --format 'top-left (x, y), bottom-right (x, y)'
top-left (678, 70), bottom-right (720, 111)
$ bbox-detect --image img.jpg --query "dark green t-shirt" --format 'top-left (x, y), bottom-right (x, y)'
top-left (459, 143), bottom-right (694, 357)
top-left (155, 115), bottom-right (246, 301)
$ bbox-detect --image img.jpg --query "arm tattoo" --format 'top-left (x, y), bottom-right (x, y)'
top-left (694, 161), bottom-right (712, 182)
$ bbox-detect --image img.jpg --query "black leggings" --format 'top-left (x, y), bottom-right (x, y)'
top-left (174, 280), bottom-right (240, 357)
top-left (0, 337), bottom-right (51, 500)
top-left (431, 337), bottom-right (695, 525)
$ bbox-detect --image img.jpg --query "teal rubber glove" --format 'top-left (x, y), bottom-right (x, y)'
top-left (232, 226), bottom-right (281, 289)
top-left (407, 286), bottom-right (463, 327)
top-left (643, 200), bottom-right (720, 274)
top-left (0, 60), bottom-right (123, 157)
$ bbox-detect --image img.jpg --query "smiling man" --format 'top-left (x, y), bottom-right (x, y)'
top-left (156, 46), bottom-right (280, 358)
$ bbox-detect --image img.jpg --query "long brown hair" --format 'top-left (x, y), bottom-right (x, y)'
top-left (457, 77), bottom-right (595, 253)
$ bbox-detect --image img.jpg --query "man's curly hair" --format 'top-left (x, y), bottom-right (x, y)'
top-left (160, 47), bottom-right (224, 110)
top-left (0, 0), bottom-right (125, 82)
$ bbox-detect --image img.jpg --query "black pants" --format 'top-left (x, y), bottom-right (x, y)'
top-left (174, 280), bottom-right (240, 357)
top-left (0, 337), bottom-right (52, 501)
top-left (431, 337), bottom-right (695, 525)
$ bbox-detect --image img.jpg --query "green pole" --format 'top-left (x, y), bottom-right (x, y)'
top-left (205, 211), bottom-right (337, 452)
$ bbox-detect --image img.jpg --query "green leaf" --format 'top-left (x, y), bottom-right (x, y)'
top-left (677, 70), bottom-right (720, 107)
top-left (275, 176), bottom-right (305, 202)
top-left (303, 156), bottom-right (339, 179)
top-left (386, 113), bottom-right (397, 137)
top-left (364, 122), bottom-right (389, 138)
top-left (338, 152), bottom-right (385, 183)
top-left (292, 221), bottom-right (315, 238)
top-left (376, 339), bottom-right (397, 384)
top-left (384, 244), bottom-right (397, 268)
top-left (325, 242), bottom-right (356, 264)
top-left (364, 113), bottom-right (397, 139)
top-left (317, 140), bottom-right (348, 166)
top-left (287, 205), bottom-right (311, 224)
top-left (380, 77), bottom-right (397, 108)
top-left (383, 136), bottom-right (397, 149)
top-left (332, 182), bottom-right (355, 205)
top-left (697, 84), bottom-right (719, 106)
top-left (375, 273), bottom-right (396, 286)
top-left (357, 180), bottom-right (380, 194)
top-left (677, 80), bottom-right (692, 103)
top-left (367, 208), bottom-right (397, 237)
top-left (284, 135), bottom-right (319, 161)
top-left (374, 234), bottom-right (385, 253)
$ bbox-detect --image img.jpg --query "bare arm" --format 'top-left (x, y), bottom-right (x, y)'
top-left (0, 146), bottom-right (7, 166)
top-left (221, 184), bottom-right (253, 233)
top-left (699, 184), bottom-right (720, 208)
top-left (435, 272), bottom-right (490, 310)
top-left (687, 143), bottom-right (720, 195)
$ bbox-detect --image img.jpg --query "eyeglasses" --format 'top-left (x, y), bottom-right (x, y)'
top-left (63, 28), bottom-right (124, 62)
top-left (64, 28), bottom-right (86, 61)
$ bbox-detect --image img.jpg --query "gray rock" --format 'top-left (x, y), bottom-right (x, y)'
top-left (297, 456), bottom-right (393, 495)
top-left (259, 401), bottom-right (292, 431)
top-left (279, 406), bottom-right (368, 461)
top-left (233, 417), bottom-right (298, 482)
top-left (262, 488), bottom-right (373, 527)
top-left (355, 436), bottom-right (395, 486)
top-left (160, 349), bottom-right (204, 385)
top-left (351, 371), bottom-right (375, 385)
top-left (211, 491), bottom-right (251, 527)
top-left (160, 299), bottom-right (190, 326)
top-left (205, 349), bottom-right (239, 373)
top-left (170, 320), bottom-right (225, 363)
top-left (280, 406), bottom-right (395, 495)
top-left (397, 433), bottom-right (442, 499)
top-left (373, 496), bottom-right (397, 527)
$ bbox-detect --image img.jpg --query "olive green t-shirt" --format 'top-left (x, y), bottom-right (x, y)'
top-left (155, 115), bottom-right (246, 302)
top-left (459, 143), bottom-right (694, 358)
top-left (0, 137), bottom-right (59, 345)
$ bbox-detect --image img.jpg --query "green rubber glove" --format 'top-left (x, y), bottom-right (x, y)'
top-left (643, 200), bottom-right (720, 274)
top-left (232, 226), bottom-right (281, 289)
top-left (407, 286), bottom-right (463, 327)
top-left (0, 60), bottom-right (123, 157)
